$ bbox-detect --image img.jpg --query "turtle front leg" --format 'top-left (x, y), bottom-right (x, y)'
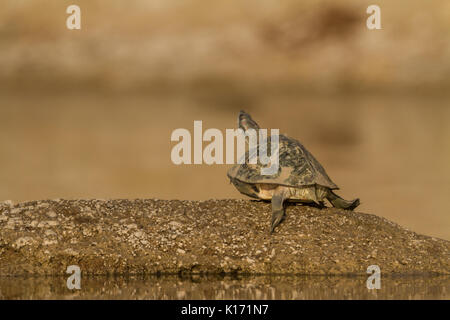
top-left (270, 189), bottom-right (288, 234)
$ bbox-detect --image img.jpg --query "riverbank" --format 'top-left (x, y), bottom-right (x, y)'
top-left (0, 199), bottom-right (448, 275)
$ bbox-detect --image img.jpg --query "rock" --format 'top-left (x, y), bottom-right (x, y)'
top-left (44, 230), bottom-right (56, 237)
top-left (64, 248), bottom-right (79, 256)
top-left (46, 211), bottom-right (57, 218)
top-left (133, 231), bottom-right (144, 238)
top-left (169, 221), bottom-right (183, 229)
top-left (43, 239), bottom-right (58, 246)
top-left (13, 237), bottom-right (34, 249)
top-left (0, 199), bottom-right (448, 276)
top-left (47, 220), bottom-right (59, 226)
top-left (2, 200), bottom-right (14, 206)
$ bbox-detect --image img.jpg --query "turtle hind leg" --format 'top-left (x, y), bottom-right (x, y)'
top-left (270, 189), bottom-right (288, 234)
top-left (327, 190), bottom-right (360, 211)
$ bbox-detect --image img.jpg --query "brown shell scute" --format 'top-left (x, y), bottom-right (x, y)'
top-left (227, 134), bottom-right (338, 189)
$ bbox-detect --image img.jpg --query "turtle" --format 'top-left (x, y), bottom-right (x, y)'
top-left (227, 110), bottom-right (360, 233)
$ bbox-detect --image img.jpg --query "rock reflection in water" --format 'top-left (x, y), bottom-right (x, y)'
top-left (0, 275), bottom-right (448, 300)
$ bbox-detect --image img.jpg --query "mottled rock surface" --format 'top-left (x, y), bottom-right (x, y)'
top-left (0, 199), bottom-right (448, 276)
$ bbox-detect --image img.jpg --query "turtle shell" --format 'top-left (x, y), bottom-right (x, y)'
top-left (227, 134), bottom-right (338, 190)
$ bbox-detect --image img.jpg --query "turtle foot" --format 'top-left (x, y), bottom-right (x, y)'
top-left (270, 209), bottom-right (285, 234)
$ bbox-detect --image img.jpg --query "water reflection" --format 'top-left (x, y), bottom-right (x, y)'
top-left (0, 275), bottom-right (448, 300)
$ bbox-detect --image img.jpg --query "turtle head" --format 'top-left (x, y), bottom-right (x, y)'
top-left (238, 110), bottom-right (260, 131)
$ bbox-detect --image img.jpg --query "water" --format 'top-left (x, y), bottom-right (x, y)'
top-left (0, 275), bottom-right (448, 300)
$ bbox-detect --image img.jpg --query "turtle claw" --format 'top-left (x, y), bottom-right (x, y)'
top-left (270, 209), bottom-right (284, 234)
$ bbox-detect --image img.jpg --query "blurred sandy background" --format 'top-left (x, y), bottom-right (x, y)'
top-left (0, 0), bottom-right (449, 239)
